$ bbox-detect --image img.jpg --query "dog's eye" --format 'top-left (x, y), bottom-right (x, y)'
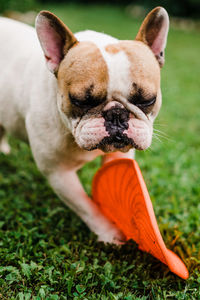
top-left (69, 93), bottom-right (105, 109)
top-left (135, 97), bottom-right (156, 108)
top-left (128, 95), bottom-right (156, 113)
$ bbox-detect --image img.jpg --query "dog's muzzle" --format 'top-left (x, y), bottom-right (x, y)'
top-left (97, 106), bottom-right (134, 150)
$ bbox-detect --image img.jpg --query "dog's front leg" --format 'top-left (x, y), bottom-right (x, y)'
top-left (47, 167), bottom-right (125, 244)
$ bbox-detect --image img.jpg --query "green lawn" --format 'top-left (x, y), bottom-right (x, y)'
top-left (0, 3), bottom-right (200, 299)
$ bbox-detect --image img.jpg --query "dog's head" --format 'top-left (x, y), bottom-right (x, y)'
top-left (35, 7), bottom-right (169, 152)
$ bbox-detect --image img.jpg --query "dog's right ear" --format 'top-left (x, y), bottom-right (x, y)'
top-left (135, 7), bottom-right (169, 67)
top-left (35, 11), bottom-right (78, 75)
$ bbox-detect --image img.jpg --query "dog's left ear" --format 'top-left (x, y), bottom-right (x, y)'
top-left (35, 11), bottom-right (78, 74)
top-left (135, 7), bottom-right (169, 67)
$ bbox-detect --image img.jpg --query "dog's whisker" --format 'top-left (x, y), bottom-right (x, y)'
top-left (153, 134), bottom-right (163, 144)
top-left (153, 128), bottom-right (169, 136)
top-left (153, 132), bottom-right (174, 143)
top-left (154, 133), bottom-right (170, 140)
top-left (153, 128), bottom-right (172, 139)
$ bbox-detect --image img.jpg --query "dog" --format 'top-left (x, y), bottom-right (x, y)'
top-left (0, 7), bottom-right (169, 244)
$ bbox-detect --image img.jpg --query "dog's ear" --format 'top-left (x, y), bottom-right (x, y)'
top-left (35, 11), bottom-right (78, 74)
top-left (135, 7), bottom-right (169, 67)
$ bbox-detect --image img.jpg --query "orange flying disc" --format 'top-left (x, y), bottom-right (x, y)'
top-left (92, 158), bottom-right (189, 280)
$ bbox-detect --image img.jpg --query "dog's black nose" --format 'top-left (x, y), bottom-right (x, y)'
top-left (102, 107), bottom-right (129, 135)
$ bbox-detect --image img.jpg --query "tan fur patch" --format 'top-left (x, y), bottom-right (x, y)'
top-left (57, 41), bottom-right (108, 116)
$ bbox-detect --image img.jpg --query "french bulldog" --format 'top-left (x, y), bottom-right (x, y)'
top-left (0, 7), bottom-right (169, 244)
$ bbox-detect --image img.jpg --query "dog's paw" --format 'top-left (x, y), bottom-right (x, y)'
top-left (97, 224), bottom-right (126, 245)
top-left (0, 138), bottom-right (11, 155)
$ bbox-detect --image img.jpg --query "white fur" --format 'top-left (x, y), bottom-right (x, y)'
top-left (75, 30), bottom-right (118, 47)
top-left (101, 50), bottom-right (132, 100)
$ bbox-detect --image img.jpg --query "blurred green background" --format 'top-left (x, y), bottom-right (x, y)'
top-left (0, 0), bottom-right (200, 299)
top-left (1, 0), bottom-right (200, 17)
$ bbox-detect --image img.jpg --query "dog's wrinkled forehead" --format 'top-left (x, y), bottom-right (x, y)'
top-left (57, 40), bottom-right (160, 101)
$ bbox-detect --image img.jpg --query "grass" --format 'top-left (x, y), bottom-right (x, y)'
top-left (0, 3), bottom-right (200, 299)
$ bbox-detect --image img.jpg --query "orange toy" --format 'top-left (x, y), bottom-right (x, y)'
top-left (92, 158), bottom-right (189, 280)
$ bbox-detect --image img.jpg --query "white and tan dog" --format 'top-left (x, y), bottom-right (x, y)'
top-left (0, 7), bottom-right (169, 243)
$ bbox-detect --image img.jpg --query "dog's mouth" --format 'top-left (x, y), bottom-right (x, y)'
top-left (88, 133), bottom-right (139, 152)
top-left (99, 133), bottom-right (133, 148)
